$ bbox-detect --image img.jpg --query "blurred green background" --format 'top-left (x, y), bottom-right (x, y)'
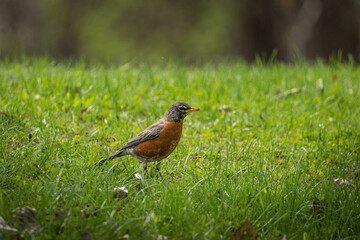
top-left (0, 0), bottom-right (359, 62)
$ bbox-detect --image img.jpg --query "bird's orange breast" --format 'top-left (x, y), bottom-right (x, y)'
top-left (134, 120), bottom-right (183, 161)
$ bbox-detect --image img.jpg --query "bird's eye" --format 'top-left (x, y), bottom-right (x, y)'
top-left (178, 105), bottom-right (186, 111)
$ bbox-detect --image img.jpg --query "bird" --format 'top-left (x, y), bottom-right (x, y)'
top-left (97, 101), bottom-right (200, 179)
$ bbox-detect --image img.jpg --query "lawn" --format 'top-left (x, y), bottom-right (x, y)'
top-left (0, 58), bottom-right (359, 239)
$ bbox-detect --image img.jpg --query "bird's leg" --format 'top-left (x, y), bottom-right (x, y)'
top-left (156, 162), bottom-right (163, 180)
top-left (143, 162), bottom-right (149, 177)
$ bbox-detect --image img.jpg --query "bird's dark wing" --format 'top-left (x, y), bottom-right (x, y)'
top-left (123, 118), bottom-right (165, 149)
top-left (96, 119), bottom-right (164, 165)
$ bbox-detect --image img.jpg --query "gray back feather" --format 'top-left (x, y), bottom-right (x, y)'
top-left (123, 118), bottom-right (165, 149)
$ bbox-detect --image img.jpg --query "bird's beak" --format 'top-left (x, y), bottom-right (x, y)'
top-left (186, 107), bottom-right (200, 112)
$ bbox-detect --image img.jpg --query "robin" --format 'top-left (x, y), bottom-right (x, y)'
top-left (97, 102), bottom-right (200, 178)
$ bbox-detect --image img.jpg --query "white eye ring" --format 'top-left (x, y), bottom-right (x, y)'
top-left (178, 105), bottom-right (186, 111)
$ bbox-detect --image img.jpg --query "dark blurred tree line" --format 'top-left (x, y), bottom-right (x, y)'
top-left (0, 0), bottom-right (359, 62)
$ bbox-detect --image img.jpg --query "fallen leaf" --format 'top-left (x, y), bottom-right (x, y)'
top-left (120, 233), bottom-right (130, 239)
top-left (231, 218), bottom-right (259, 240)
top-left (135, 173), bottom-right (143, 180)
top-left (12, 206), bottom-right (42, 237)
top-left (334, 178), bottom-right (355, 189)
top-left (284, 88), bottom-right (302, 96)
top-left (0, 216), bottom-right (18, 237)
top-left (113, 186), bottom-right (128, 199)
top-left (275, 88), bottom-right (303, 98)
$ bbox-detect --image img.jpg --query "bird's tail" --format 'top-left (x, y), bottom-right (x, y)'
top-left (96, 148), bottom-right (125, 165)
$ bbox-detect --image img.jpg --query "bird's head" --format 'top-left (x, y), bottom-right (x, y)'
top-left (164, 101), bottom-right (200, 122)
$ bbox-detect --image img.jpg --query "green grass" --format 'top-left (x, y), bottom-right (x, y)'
top-left (0, 58), bottom-right (359, 239)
